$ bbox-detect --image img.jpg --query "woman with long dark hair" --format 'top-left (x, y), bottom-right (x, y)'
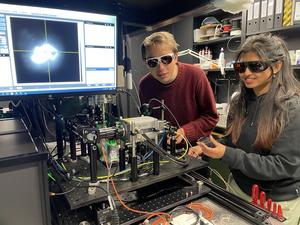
top-left (189, 33), bottom-right (300, 224)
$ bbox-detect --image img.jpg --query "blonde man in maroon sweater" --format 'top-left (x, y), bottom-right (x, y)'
top-left (139, 31), bottom-right (218, 144)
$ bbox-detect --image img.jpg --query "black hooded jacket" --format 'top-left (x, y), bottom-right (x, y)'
top-left (222, 94), bottom-right (300, 201)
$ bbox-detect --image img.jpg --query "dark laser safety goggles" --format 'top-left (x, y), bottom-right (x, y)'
top-left (145, 53), bottom-right (174, 68)
top-left (233, 60), bottom-right (277, 73)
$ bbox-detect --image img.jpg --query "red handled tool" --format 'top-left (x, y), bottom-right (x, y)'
top-left (259, 191), bottom-right (266, 209)
top-left (272, 202), bottom-right (277, 217)
top-left (277, 204), bottom-right (283, 220)
top-left (267, 198), bottom-right (272, 211)
top-left (251, 184), bottom-right (259, 205)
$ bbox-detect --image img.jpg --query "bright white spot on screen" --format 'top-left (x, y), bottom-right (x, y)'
top-left (31, 43), bottom-right (58, 64)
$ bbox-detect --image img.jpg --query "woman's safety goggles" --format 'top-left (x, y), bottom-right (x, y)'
top-left (233, 60), bottom-right (276, 73)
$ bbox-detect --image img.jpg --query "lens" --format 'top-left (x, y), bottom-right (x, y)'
top-left (248, 61), bottom-right (269, 73)
top-left (160, 55), bottom-right (173, 65)
top-left (233, 62), bottom-right (246, 73)
top-left (146, 59), bottom-right (159, 68)
top-left (146, 53), bottom-right (174, 68)
top-left (233, 61), bottom-right (270, 73)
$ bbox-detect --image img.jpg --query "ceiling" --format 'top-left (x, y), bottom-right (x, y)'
top-left (1, 0), bottom-right (211, 30)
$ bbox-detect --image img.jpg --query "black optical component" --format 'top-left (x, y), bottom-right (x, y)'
top-left (233, 60), bottom-right (276, 73)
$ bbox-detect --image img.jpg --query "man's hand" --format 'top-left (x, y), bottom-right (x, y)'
top-left (174, 128), bottom-right (185, 144)
top-left (167, 128), bottom-right (185, 144)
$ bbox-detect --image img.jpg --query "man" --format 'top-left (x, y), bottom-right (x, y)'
top-left (139, 31), bottom-right (218, 144)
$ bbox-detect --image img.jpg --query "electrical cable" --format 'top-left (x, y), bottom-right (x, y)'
top-left (99, 141), bottom-right (171, 224)
top-left (20, 101), bottom-right (33, 131)
top-left (175, 132), bottom-right (189, 159)
top-left (169, 205), bottom-right (200, 225)
top-left (118, 89), bottom-right (141, 115)
top-left (144, 133), bottom-right (165, 160)
top-left (208, 166), bottom-right (234, 193)
top-left (186, 203), bottom-right (214, 220)
top-left (148, 98), bottom-right (193, 147)
top-left (132, 78), bottom-right (142, 107)
top-left (10, 99), bottom-right (22, 107)
top-left (41, 109), bottom-right (56, 137)
top-left (77, 160), bottom-right (170, 181)
top-left (37, 98), bottom-right (56, 116)
top-left (49, 180), bottom-right (82, 196)
top-left (141, 133), bottom-right (190, 167)
top-left (149, 98), bottom-right (181, 129)
top-left (226, 35), bottom-right (241, 53)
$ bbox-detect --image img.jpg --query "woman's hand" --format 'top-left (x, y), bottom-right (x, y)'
top-left (188, 145), bottom-right (203, 158)
top-left (196, 135), bottom-right (226, 159)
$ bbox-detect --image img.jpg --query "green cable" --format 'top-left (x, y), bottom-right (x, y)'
top-left (48, 172), bottom-right (56, 181)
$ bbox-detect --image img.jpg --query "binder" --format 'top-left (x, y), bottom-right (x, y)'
top-left (260, 0), bottom-right (268, 31)
top-left (274, 0), bottom-right (284, 27)
top-left (293, 0), bottom-right (300, 24)
top-left (283, 0), bottom-right (293, 26)
top-left (267, 0), bottom-right (275, 29)
top-left (252, 0), bottom-right (261, 32)
top-left (246, 3), bottom-right (254, 34)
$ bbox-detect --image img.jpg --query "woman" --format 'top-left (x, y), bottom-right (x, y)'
top-left (189, 33), bottom-right (300, 224)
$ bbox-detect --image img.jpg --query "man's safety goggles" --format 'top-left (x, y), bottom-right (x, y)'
top-left (145, 53), bottom-right (174, 68)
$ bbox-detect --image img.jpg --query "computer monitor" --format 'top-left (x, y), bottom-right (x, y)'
top-left (0, 3), bottom-right (117, 99)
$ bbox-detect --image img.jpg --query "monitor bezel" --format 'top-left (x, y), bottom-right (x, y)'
top-left (0, 3), bottom-right (118, 101)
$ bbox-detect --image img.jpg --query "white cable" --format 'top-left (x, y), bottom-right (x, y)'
top-left (10, 99), bottom-right (22, 107)
top-left (208, 166), bottom-right (234, 192)
top-left (132, 77), bottom-right (141, 107)
top-left (126, 71), bottom-right (133, 90)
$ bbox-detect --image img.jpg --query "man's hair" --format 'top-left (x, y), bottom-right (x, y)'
top-left (141, 31), bottom-right (179, 60)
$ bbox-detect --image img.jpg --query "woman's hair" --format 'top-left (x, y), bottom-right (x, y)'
top-left (227, 33), bottom-right (300, 149)
top-left (141, 31), bottom-right (179, 60)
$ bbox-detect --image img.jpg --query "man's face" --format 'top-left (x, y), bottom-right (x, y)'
top-left (144, 43), bottom-right (178, 84)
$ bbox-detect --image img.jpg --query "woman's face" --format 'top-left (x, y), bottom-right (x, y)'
top-left (238, 52), bottom-right (274, 96)
top-left (144, 43), bottom-right (178, 84)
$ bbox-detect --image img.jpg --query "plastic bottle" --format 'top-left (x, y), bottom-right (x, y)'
top-left (219, 47), bottom-right (225, 75)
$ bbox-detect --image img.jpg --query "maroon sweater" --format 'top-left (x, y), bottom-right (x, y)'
top-left (139, 62), bottom-right (218, 142)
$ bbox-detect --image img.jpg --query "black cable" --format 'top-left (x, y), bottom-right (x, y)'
top-left (141, 133), bottom-right (190, 167)
top-left (50, 145), bottom-right (57, 156)
top-left (51, 181), bottom-right (110, 196)
top-left (50, 180), bottom-right (82, 196)
top-left (117, 89), bottom-right (141, 115)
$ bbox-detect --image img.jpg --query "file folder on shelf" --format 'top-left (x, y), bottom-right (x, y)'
top-left (247, 3), bottom-right (254, 34)
top-left (267, 0), bottom-right (275, 29)
top-left (274, 0), bottom-right (284, 27)
top-left (252, 0), bottom-right (261, 32)
top-left (260, 0), bottom-right (268, 31)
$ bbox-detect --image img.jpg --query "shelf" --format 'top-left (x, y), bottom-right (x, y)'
top-left (292, 65), bottom-right (300, 70)
top-left (193, 35), bottom-right (241, 46)
top-left (246, 24), bottom-right (300, 36)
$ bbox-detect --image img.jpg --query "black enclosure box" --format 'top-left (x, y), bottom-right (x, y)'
top-left (0, 118), bottom-right (51, 225)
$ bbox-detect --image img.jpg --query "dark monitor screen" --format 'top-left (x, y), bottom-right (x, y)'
top-left (0, 3), bottom-right (117, 98)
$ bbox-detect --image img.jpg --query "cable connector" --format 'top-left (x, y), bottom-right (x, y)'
top-left (88, 180), bottom-right (100, 195)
